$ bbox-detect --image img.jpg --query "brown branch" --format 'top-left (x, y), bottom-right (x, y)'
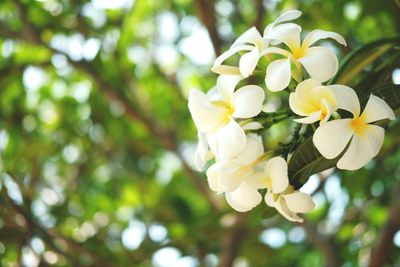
top-left (194, 0), bottom-right (222, 55)
top-left (253, 0), bottom-right (265, 30)
top-left (300, 220), bottom-right (342, 267)
top-left (13, 0), bottom-right (41, 44)
top-left (368, 185), bottom-right (400, 267)
top-left (219, 214), bottom-right (248, 267)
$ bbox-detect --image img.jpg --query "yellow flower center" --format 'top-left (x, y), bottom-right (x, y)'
top-left (292, 47), bottom-right (306, 59)
top-left (350, 116), bottom-right (367, 136)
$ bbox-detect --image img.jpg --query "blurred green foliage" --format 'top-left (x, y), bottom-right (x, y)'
top-left (0, 0), bottom-right (399, 266)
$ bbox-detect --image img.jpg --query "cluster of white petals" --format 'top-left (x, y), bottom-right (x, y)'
top-left (187, 9), bottom-right (396, 223)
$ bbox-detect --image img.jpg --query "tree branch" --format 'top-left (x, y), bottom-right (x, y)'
top-left (219, 214), bottom-right (248, 267)
top-left (368, 185), bottom-right (400, 267)
top-left (253, 0), bottom-right (265, 30)
top-left (194, 0), bottom-right (222, 55)
top-left (300, 220), bottom-right (342, 267)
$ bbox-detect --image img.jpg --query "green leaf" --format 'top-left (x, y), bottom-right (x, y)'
top-left (330, 36), bottom-right (400, 86)
top-left (288, 137), bottom-right (337, 189)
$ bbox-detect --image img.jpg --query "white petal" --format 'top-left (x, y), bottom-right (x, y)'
top-left (265, 58), bottom-right (291, 92)
top-left (241, 122), bottom-right (263, 130)
top-left (361, 94), bottom-right (396, 123)
top-left (364, 125), bottom-right (385, 157)
top-left (206, 161), bottom-right (244, 192)
top-left (260, 47), bottom-right (291, 57)
top-left (265, 23), bottom-right (301, 50)
top-left (265, 191), bottom-right (276, 207)
top-left (194, 132), bottom-right (212, 171)
top-left (213, 44), bottom-right (254, 67)
top-left (263, 10), bottom-right (302, 37)
top-left (206, 132), bottom-right (218, 158)
top-left (215, 119), bottom-right (246, 160)
top-left (232, 27), bottom-right (263, 47)
top-left (232, 85), bottom-right (265, 118)
top-left (336, 135), bottom-right (373, 170)
top-left (239, 48), bottom-right (260, 77)
top-left (233, 134), bottom-right (264, 166)
top-left (272, 10), bottom-right (302, 25)
top-left (267, 195), bottom-right (303, 222)
top-left (313, 119), bottom-right (354, 159)
top-left (298, 46), bottom-right (338, 82)
top-left (211, 65), bottom-right (241, 75)
top-left (217, 74), bottom-right (242, 103)
top-left (225, 182), bottom-right (262, 212)
top-left (245, 171), bottom-right (269, 189)
top-left (188, 89), bottom-right (227, 132)
top-left (319, 98), bottom-right (334, 124)
top-left (293, 111), bottom-right (322, 124)
top-left (206, 163), bottom-right (223, 192)
top-left (302, 29), bottom-right (347, 48)
top-left (289, 79), bottom-right (320, 116)
top-left (265, 156), bottom-right (289, 194)
top-left (283, 192), bottom-right (315, 213)
top-left (328, 84), bottom-right (360, 116)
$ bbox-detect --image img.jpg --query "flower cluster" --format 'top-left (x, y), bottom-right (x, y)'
top-left (188, 10), bottom-right (395, 222)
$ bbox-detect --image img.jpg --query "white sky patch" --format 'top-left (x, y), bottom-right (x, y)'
top-left (288, 226), bottom-right (306, 243)
top-left (394, 230), bottom-right (400, 247)
top-left (3, 174), bottom-right (23, 205)
top-left (23, 66), bottom-right (47, 92)
top-left (0, 130), bottom-right (9, 151)
top-left (155, 45), bottom-right (179, 68)
top-left (51, 34), bottom-right (100, 61)
top-left (323, 175), bottom-right (349, 233)
top-left (62, 144), bottom-right (80, 163)
top-left (155, 152), bottom-right (182, 185)
top-left (300, 174), bottom-right (320, 194)
top-left (21, 246), bottom-right (40, 267)
top-left (179, 27), bottom-right (215, 66)
top-left (92, 0), bottom-right (134, 10)
top-left (2, 40), bottom-right (14, 57)
top-left (344, 2), bottom-right (361, 20)
top-left (157, 12), bottom-right (179, 43)
top-left (392, 68), bottom-right (400, 84)
top-left (71, 81), bottom-right (92, 102)
top-left (39, 101), bottom-right (58, 125)
top-left (31, 237), bottom-right (45, 254)
top-left (152, 247), bottom-right (181, 267)
top-left (215, 0), bottom-right (234, 17)
top-left (259, 228), bottom-right (287, 249)
top-left (82, 3), bottom-right (106, 28)
top-left (148, 223), bottom-right (168, 242)
top-left (83, 38), bottom-right (101, 61)
top-left (121, 220), bottom-right (146, 250)
top-left (174, 256), bottom-right (198, 267)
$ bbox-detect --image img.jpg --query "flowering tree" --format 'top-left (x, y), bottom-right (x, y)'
top-left (0, 1), bottom-right (399, 267)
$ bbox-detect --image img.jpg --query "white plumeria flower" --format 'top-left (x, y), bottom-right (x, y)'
top-left (206, 134), bottom-right (264, 193)
top-left (188, 75), bottom-right (265, 160)
top-left (313, 87), bottom-right (395, 170)
top-left (263, 25), bottom-right (347, 91)
top-left (249, 156), bottom-right (315, 222)
top-left (289, 78), bottom-right (338, 124)
top-left (212, 10), bottom-right (302, 78)
top-left (194, 132), bottom-right (214, 171)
